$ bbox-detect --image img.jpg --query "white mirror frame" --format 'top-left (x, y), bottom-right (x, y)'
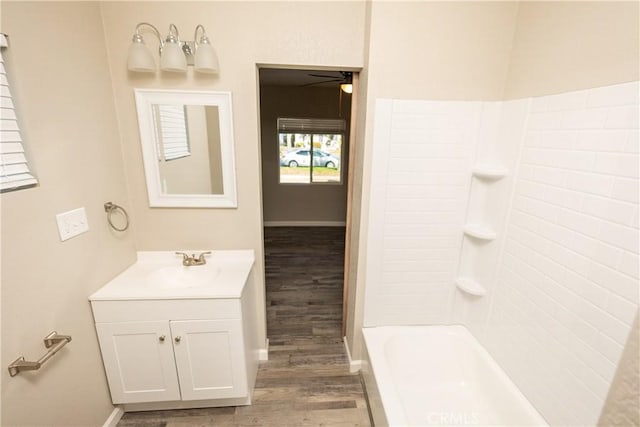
top-left (134, 89), bottom-right (237, 208)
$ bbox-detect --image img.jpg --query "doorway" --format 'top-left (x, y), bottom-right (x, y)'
top-left (257, 66), bottom-right (358, 338)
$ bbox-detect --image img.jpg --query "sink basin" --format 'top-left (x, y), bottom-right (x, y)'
top-left (89, 250), bottom-right (255, 300)
top-left (146, 265), bottom-right (221, 289)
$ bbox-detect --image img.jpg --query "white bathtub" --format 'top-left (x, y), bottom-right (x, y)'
top-left (362, 326), bottom-right (548, 427)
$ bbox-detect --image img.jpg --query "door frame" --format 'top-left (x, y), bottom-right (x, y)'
top-left (341, 72), bottom-right (359, 336)
top-left (255, 64), bottom-right (360, 337)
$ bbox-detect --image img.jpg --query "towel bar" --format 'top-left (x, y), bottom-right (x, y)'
top-left (8, 332), bottom-right (72, 377)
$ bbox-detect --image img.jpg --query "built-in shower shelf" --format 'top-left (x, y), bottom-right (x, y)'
top-left (455, 278), bottom-right (487, 297)
top-left (463, 224), bottom-right (497, 241)
top-left (472, 166), bottom-right (508, 180)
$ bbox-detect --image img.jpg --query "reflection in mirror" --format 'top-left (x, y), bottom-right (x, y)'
top-left (135, 89), bottom-right (237, 208)
top-left (154, 104), bottom-right (223, 195)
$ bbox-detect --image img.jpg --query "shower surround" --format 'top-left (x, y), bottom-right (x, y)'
top-left (363, 81), bottom-right (639, 426)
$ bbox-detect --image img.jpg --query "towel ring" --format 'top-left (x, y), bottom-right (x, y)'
top-left (104, 202), bottom-right (130, 232)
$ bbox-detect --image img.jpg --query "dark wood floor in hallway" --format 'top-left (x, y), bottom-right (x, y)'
top-left (118, 226), bottom-right (370, 427)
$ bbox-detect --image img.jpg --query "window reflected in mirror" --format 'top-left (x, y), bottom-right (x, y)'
top-left (155, 104), bottom-right (191, 161)
top-left (152, 104), bottom-right (223, 195)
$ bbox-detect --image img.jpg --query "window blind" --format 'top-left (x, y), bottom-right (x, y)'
top-left (156, 104), bottom-right (190, 161)
top-left (277, 117), bottom-right (346, 134)
top-left (0, 34), bottom-right (37, 192)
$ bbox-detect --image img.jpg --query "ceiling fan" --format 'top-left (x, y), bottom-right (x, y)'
top-left (300, 71), bottom-right (354, 118)
top-left (302, 71), bottom-right (353, 90)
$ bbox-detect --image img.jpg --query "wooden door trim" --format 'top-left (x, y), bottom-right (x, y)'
top-left (342, 72), bottom-right (359, 337)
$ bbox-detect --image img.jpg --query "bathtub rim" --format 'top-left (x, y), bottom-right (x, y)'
top-left (363, 326), bottom-right (410, 426)
top-left (362, 324), bottom-right (548, 427)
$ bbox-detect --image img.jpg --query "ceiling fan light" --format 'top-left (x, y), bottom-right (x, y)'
top-left (340, 83), bottom-right (353, 94)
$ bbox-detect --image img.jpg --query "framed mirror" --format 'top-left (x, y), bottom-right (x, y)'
top-left (134, 89), bottom-right (237, 208)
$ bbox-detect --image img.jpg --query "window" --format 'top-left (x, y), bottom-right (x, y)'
top-left (278, 118), bottom-right (345, 184)
top-left (0, 34), bottom-right (37, 192)
top-left (153, 104), bottom-right (190, 161)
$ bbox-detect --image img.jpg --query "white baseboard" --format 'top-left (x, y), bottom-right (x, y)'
top-left (103, 407), bottom-right (123, 427)
top-left (258, 338), bottom-right (269, 361)
top-left (264, 221), bottom-right (346, 227)
top-left (343, 336), bottom-right (362, 373)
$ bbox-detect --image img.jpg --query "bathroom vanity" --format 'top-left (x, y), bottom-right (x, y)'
top-left (89, 250), bottom-right (259, 411)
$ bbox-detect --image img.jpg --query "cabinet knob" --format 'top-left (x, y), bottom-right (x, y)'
top-left (174, 336), bottom-right (181, 343)
top-left (159, 335), bottom-right (166, 342)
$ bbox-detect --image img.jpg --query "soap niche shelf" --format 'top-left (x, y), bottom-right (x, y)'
top-left (463, 224), bottom-right (496, 241)
top-left (455, 278), bottom-right (487, 297)
top-left (472, 165), bottom-right (508, 181)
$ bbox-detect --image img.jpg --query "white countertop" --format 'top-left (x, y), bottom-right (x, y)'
top-left (89, 250), bottom-right (255, 301)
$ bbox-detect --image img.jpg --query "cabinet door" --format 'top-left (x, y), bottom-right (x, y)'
top-left (95, 321), bottom-right (181, 404)
top-left (170, 319), bottom-right (247, 401)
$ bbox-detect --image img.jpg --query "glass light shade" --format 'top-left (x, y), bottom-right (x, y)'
top-left (194, 43), bottom-right (219, 74)
top-left (127, 39), bottom-right (156, 72)
top-left (340, 83), bottom-right (353, 94)
top-left (160, 41), bottom-right (187, 72)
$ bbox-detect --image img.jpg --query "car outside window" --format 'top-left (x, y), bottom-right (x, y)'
top-left (277, 118), bottom-right (345, 185)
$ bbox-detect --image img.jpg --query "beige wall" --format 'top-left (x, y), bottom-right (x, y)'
top-left (345, 0), bottom-right (371, 363)
top-left (0, 2), bottom-right (136, 426)
top-left (347, 0), bottom-right (640, 361)
top-left (100, 0), bottom-right (365, 246)
top-left (205, 106), bottom-right (223, 194)
top-left (100, 0), bottom-right (366, 372)
top-left (1, 1), bottom-right (366, 425)
top-left (505, 1), bottom-right (640, 99)
top-left (2, 1), bottom-right (637, 425)
top-left (366, 1), bottom-right (520, 101)
top-left (347, 0), bottom-right (521, 360)
top-left (260, 85), bottom-right (351, 224)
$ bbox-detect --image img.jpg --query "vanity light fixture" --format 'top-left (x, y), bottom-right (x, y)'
top-left (192, 24), bottom-right (219, 74)
top-left (127, 23), bottom-right (219, 74)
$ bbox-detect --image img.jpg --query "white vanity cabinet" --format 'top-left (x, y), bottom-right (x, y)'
top-left (95, 316), bottom-right (246, 404)
top-left (89, 251), bottom-right (259, 411)
top-left (95, 320), bottom-right (181, 404)
top-left (170, 319), bottom-right (246, 401)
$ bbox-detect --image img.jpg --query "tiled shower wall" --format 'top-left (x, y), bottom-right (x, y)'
top-left (364, 100), bottom-right (482, 325)
top-left (484, 82), bottom-right (639, 426)
top-left (365, 82), bottom-right (638, 425)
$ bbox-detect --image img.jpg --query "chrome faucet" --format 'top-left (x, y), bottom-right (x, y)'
top-left (175, 251), bottom-right (211, 266)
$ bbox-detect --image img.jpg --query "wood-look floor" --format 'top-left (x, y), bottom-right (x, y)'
top-left (118, 226), bottom-right (370, 427)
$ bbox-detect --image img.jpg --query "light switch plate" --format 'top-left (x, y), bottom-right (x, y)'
top-left (56, 207), bottom-right (89, 241)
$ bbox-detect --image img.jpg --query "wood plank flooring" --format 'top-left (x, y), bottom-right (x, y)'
top-left (118, 227), bottom-right (370, 427)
